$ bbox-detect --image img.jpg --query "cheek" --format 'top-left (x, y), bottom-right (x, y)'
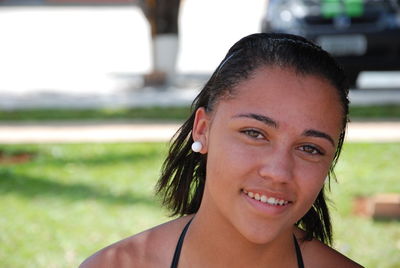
top-left (207, 138), bottom-right (251, 180)
top-left (205, 133), bottom-right (257, 196)
top-left (295, 162), bottom-right (328, 205)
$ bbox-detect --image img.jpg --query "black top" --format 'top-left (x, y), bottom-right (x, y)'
top-left (170, 219), bottom-right (305, 268)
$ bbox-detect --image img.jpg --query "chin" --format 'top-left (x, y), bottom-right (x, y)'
top-left (236, 222), bottom-right (289, 245)
top-left (244, 231), bottom-right (280, 245)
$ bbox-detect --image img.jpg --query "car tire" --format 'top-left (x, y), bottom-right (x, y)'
top-left (346, 71), bottom-right (359, 89)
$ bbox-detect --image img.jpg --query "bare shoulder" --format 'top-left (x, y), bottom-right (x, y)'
top-left (295, 230), bottom-right (364, 268)
top-left (79, 216), bottom-right (192, 268)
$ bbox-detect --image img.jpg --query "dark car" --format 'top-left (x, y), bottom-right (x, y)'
top-left (261, 0), bottom-right (400, 88)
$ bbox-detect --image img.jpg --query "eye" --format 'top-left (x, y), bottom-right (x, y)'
top-left (298, 145), bottom-right (324, 156)
top-left (241, 129), bottom-right (265, 140)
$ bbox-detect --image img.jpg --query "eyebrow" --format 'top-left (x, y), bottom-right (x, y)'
top-left (233, 113), bottom-right (336, 147)
top-left (233, 113), bottom-right (278, 128)
top-left (303, 129), bottom-right (335, 147)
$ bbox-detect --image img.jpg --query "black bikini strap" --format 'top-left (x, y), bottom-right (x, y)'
top-left (170, 219), bottom-right (193, 268)
top-left (293, 235), bottom-right (305, 268)
top-left (171, 220), bottom-right (304, 268)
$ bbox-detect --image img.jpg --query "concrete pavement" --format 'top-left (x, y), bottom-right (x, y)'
top-left (2, 75), bottom-right (400, 110)
top-left (0, 120), bottom-right (399, 143)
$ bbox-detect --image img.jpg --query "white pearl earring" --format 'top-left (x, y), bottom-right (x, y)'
top-left (191, 141), bottom-right (203, 153)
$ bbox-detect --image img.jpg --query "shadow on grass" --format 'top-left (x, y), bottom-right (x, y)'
top-left (39, 145), bottom-right (166, 167)
top-left (0, 169), bottom-right (158, 207)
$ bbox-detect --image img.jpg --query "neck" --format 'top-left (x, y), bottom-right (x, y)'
top-left (180, 209), bottom-right (298, 268)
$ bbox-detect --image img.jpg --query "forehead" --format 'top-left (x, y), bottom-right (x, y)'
top-left (214, 66), bottom-right (343, 136)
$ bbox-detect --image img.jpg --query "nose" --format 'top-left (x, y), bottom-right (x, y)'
top-left (258, 147), bottom-right (294, 184)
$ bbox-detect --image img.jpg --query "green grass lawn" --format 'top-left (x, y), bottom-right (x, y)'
top-left (0, 107), bottom-right (192, 122)
top-left (0, 142), bottom-right (399, 267)
top-left (0, 104), bottom-right (399, 121)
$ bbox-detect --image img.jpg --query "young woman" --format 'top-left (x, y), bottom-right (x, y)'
top-left (80, 33), bottom-right (363, 268)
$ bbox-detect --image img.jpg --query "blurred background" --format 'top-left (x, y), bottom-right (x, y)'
top-left (0, 0), bottom-right (399, 267)
top-left (0, 0), bottom-right (267, 109)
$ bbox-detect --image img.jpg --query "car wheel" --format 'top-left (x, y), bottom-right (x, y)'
top-left (346, 71), bottom-right (359, 89)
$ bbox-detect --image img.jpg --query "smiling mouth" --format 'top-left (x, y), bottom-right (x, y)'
top-left (243, 190), bottom-right (290, 206)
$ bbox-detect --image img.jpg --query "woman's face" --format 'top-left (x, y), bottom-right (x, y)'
top-left (193, 66), bottom-right (344, 244)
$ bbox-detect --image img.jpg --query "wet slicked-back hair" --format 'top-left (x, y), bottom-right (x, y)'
top-left (156, 33), bottom-right (349, 245)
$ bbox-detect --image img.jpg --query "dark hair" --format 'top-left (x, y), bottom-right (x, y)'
top-left (156, 33), bottom-right (349, 245)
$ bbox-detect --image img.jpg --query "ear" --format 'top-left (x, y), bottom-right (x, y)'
top-left (192, 107), bottom-right (211, 154)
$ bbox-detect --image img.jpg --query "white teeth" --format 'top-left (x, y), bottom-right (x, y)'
top-left (260, 195), bottom-right (267, 203)
top-left (244, 191), bottom-right (288, 206)
top-left (267, 197), bottom-right (276, 205)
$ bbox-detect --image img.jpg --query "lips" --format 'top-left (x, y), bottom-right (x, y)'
top-left (243, 189), bottom-right (290, 206)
